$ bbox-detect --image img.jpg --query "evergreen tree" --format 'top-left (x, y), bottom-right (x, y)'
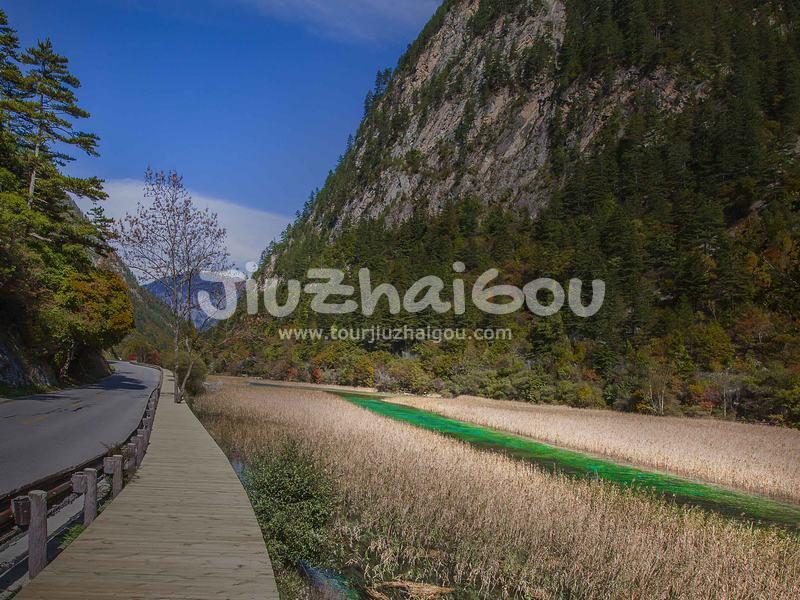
top-left (0, 10), bottom-right (20, 98)
top-left (14, 39), bottom-right (99, 207)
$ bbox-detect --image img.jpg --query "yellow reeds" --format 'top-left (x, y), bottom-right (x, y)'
top-left (387, 395), bottom-right (800, 502)
top-left (195, 380), bottom-right (800, 599)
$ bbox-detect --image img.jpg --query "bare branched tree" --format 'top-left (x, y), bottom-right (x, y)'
top-left (645, 360), bottom-right (676, 416)
top-left (708, 370), bottom-right (743, 418)
top-left (116, 168), bottom-right (229, 402)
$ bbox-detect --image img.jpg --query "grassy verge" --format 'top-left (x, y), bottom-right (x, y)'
top-left (0, 383), bottom-right (53, 398)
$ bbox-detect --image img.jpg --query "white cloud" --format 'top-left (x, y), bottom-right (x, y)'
top-left (236, 0), bottom-right (441, 42)
top-left (76, 178), bottom-right (291, 270)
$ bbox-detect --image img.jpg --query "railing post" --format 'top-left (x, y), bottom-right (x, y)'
top-left (71, 472), bottom-right (85, 495)
top-left (134, 435), bottom-right (142, 467)
top-left (104, 455), bottom-right (124, 498)
top-left (71, 470), bottom-right (96, 526)
top-left (11, 495), bottom-right (30, 527)
top-left (83, 468), bottom-right (98, 526)
top-left (135, 430), bottom-right (145, 466)
top-left (27, 490), bottom-right (47, 579)
top-left (124, 442), bottom-right (137, 474)
top-left (145, 416), bottom-right (154, 444)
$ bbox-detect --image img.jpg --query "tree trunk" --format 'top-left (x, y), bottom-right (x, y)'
top-left (173, 321), bottom-right (182, 403)
top-left (27, 141), bottom-right (40, 208)
top-left (180, 355), bottom-right (195, 403)
top-left (59, 343), bottom-right (75, 381)
top-left (179, 333), bottom-right (195, 402)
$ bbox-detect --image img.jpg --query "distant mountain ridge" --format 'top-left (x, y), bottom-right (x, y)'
top-left (145, 274), bottom-right (243, 330)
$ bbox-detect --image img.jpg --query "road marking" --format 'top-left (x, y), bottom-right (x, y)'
top-left (21, 415), bottom-right (49, 426)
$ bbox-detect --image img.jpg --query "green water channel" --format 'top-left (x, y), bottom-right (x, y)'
top-left (248, 382), bottom-right (800, 529)
top-left (338, 393), bottom-right (800, 531)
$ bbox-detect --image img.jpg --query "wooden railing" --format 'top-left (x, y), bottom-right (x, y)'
top-left (3, 373), bottom-right (162, 579)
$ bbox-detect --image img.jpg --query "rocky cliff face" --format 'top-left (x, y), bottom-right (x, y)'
top-left (0, 332), bottom-right (59, 389)
top-left (296, 0), bottom-right (707, 238)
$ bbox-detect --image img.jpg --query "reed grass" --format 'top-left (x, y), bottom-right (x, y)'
top-left (387, 395), bottom-right (800, 502)
top-left (196, 380), bottom-right (800, 599)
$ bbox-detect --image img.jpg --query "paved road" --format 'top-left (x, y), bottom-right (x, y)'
top-left (0, 362), bottom-right (160, 499)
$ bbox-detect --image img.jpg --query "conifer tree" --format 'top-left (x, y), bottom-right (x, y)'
top-left (0, 10), bottom-right (20, 96)
top-left (15, 39), bottom-right (98, 206)
top-left (0, 9), bottom-right (24, 145)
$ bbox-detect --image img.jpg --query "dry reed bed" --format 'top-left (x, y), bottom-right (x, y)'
top-left (386, 395), bottom-right (800, 502)
top-left (196, 382), bottom-right (800, 599)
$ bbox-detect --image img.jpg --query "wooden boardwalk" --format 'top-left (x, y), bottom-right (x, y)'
top-left (17, 371), bottom-right (278, 600)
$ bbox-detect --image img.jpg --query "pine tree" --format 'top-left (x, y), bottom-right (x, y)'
top-left (363, 90), bottom-right (374, 117)
top-left (87, 200), bottom-right (115, 242)
top-left (0, 10), bottom-right (20, 97)
top-left (15, 39), bottom-right (99, 207)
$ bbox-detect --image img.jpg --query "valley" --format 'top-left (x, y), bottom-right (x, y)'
top-left (3, 0), bottom-right (800, 597)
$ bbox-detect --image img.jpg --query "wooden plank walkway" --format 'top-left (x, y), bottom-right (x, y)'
top-left (16, 370), bottom-right (278, 600)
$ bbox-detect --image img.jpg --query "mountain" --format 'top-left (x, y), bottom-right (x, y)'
top-left (144, 275), bottom-right (241, 330)
top-left (271, 0), bottom-right (799, 236)
top-left (213, 0), bottom-right (800, 426)
top-left (101, 254), bottom-right (174, 363)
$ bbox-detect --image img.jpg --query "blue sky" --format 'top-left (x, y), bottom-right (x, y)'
top-left (4, 0), bottom-right (440, 265)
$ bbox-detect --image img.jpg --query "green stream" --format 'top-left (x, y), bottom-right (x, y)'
top-left (340, 393), bottom-right (800, 530)
top-left (249, 382), bottom-right (800, 530)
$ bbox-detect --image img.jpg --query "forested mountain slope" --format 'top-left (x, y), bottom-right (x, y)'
top-left (102, 251), bottom-right (174, 365)
top-left (216, 0), bottom-right (800, 425)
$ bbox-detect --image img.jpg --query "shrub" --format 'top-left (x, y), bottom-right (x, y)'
top-left (483, 376), bottom-right (516, 399)
top-left (689, 322), bottom-right (734, 371)
top-left (310, 340), bottom-right (357, 370)
top-left (555, 381), bottom-right (605, 408)
top-left (428, 353), bottom-right (459, 379)
top-left (243, 440), bottom-right (335, 572)
top-left (448, 368), bottom-right (497, 397)
top-left (507, 370), bottom-right (547, 402)
top-left (387, 359), bottom-right (433, 394)
top-left (118, 332), bottom-right (161, 365)
top-left (311, 341), bottom-right (374, 386)
top-left (342, 355), bottom-right (375, 387)
top-left (374, 365), bottom-right (398, 392)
